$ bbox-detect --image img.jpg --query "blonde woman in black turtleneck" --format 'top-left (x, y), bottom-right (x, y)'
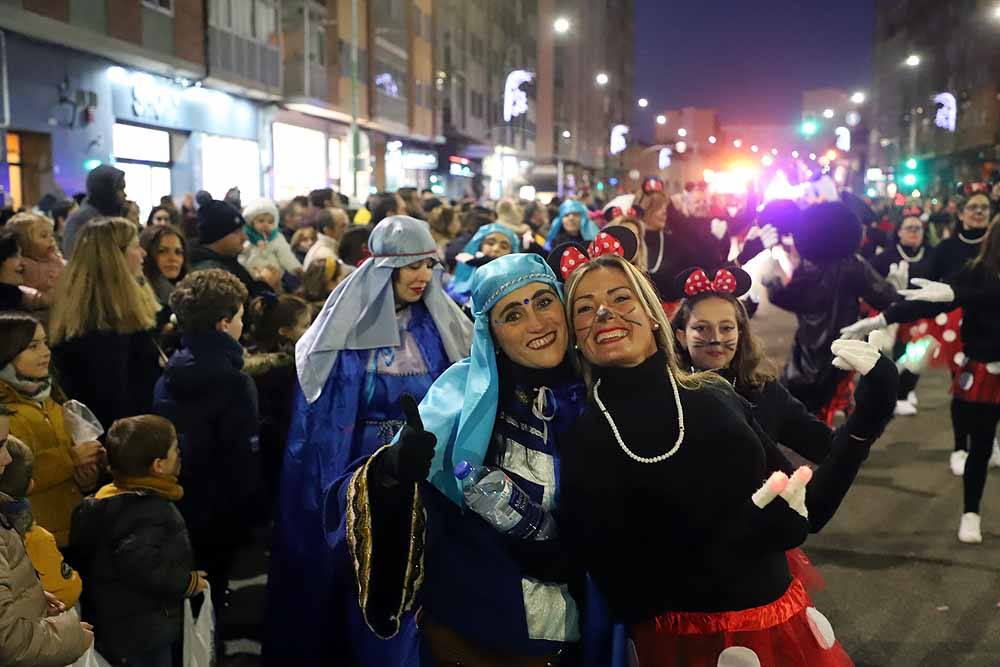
top-left (558, 255), bottom-right (897, 666)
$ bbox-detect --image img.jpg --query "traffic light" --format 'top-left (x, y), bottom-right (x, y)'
top-left (905, 157), bottom-right (918, 170)
top-left (901, 173), bottom-right (917, 187)
top-left (800, 119), bottom-right (818, 137)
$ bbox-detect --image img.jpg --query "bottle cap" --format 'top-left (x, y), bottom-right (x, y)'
top-left (453, 460), bottom-right (472, 480)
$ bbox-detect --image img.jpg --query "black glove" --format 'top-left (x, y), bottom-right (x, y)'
top-left (847, 355), bottom-right (899, 440)
top-left (377, 393), bottom-right (437, 486)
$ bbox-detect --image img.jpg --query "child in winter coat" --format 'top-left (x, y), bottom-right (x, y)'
top-left (0, 405), bottom-right (92, 667)
top-left (0, 436), bottom-right (81, 608)
top-left (70, 415), bottom-right (206, 666)
top-left (239, 199), bottom-right (302, 282)
top-left (5, 213), bottom-right (65, 306)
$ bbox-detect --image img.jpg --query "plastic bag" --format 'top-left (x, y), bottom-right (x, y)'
top-left (184, 582), bottom-right (216, 667)
top-left (70, 647), bottom-right (113, 667)
top-left (62, 400), bottom-right (105, 444)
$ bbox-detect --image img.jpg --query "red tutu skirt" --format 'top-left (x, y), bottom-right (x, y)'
top-left (952, 358), bottom-right (1000, 405)
top-left (786, 548), bottom-right (825, 594)
top-left (816, 374), bottom-right (855, 427)
top-left (924, 308), bottom-right (964, 373)
top-left (630, 579), bottom-right (853, 667)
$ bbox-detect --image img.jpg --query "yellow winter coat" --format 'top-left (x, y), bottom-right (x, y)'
top-left (0, 381), bottom-right (83, 546)
top-left (24, 523), bottom-right (82, 608)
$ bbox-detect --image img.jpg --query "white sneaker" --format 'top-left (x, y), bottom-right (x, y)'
top-left (907, 391), bottom-right (919, 407)
top-left (894, 400), bottom-right (918, 416)
top-left (950, 450), bottom-right (968, 476)
top-left (990, 438), bottom-right (1000, 469)
top-left (958, 512), bottom-right (982, 544)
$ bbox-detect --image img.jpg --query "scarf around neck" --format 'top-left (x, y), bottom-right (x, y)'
top-left (0, 363), bottom-right (52, 403)
top-left (96, 474), bottom-right (184, 502)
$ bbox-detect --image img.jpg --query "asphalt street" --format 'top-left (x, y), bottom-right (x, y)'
top-left (755, 302), bottom-right (1000, 667)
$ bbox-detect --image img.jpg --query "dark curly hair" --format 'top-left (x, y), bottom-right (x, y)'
top-left (169, 269), bottom-right (248, 333)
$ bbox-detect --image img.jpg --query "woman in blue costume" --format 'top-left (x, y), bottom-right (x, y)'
top-left (445, 222), bottom-right (520, 306)
top-left (324, 253), bottom-right (627, 666)
top-left (264, 216), bottom-right (473, 665)
top-left (546, 199), bottom-right (600, 250)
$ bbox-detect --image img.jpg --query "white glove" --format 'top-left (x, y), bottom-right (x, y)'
top-left (455, 252), bottom-right (474, 264)
top-left (898, 278), bottom-right (955, 303)
top-left (710, 218), bottom-right (728, 240)
top-left (831, 331), bottom-right (885, 376)
top-left (522, 229), bottom-right (534, 249)
top-left (839, 313), bottom-right (887, 340)
top-left (886, 261), bottom-right (910, 292)
top-left (987, 361), bottom-right (1000, 375)
top-left (760, 224), bottom-right (779, 249)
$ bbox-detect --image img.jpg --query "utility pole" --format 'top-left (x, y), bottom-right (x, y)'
top-left (350, 0), bottom-right (360, 199)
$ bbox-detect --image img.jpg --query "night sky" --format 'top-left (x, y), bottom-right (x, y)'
top-left (632, 0), bottom-right (875, 142)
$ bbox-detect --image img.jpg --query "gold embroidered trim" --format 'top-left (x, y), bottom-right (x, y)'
top-left (346, 445), bottom-right (427, 640)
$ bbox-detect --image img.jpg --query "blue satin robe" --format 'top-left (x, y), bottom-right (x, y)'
top-left (264, 302), bottom-right (450, 665)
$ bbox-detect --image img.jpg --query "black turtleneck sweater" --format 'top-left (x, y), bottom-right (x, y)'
top-left (927, 228), bottom-right (986, 281)
top-left (558, 350), bottom-right (881, 623)
top-left (870, 241), bottom-right (935, 281)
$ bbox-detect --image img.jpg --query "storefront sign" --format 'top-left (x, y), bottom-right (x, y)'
top-left (450, 163), bottom-right (474, 178)
top-left (130, 73), bottom-right (181, 121)
top-left (503, 70), bottom-right (533, 122)
top-left (401, 151), bottom-right (438, 171)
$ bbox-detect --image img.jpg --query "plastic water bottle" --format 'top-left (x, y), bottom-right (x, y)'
top-left (454, 461), bottom-right (558, 540)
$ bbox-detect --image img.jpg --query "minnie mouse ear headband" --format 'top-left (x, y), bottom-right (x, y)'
top-left (675, 265), bottom-right (752, 299)
top-left (957, 181), bottom-right (990, 197)
top-left (602, 204), bottom-right (640, 223)
top-left (547, 227), bottom-right (639, 281)
top-left (641, 176), bottom-right (664, 194)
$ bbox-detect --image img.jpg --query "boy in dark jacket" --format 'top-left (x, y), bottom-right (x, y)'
top-left (152, 268), bottom-right (259, 605)
top-left (70, 415), bottom-right (206, 667)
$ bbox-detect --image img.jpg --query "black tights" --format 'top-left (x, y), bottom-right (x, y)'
top-left (953, 399), bottom-right (1000, 514)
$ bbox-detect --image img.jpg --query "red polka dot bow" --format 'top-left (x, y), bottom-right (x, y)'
top-left (603, 206), bottom-right (638, 222)
top-left (683, 267), bottom-right (738, 296)
top-left (558, 232), bottom-right (624, 279)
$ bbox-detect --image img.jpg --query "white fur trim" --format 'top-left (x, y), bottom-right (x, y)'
top-left (242, 198), bottom-right (280, 224)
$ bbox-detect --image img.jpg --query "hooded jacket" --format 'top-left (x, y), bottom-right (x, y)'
top-left (0, 494), bottom-right (88, 667)
top-left (152, 331), bottom-right (259, 550)
top-left (0, 381), bottom-right (82, 546)
top-left (61, 165), bottom-right (125, 256)
top-left (70, 479), bottom-right (196, 661)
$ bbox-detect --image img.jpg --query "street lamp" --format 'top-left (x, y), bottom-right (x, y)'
top-left (822, 108), bottom-right (835, 119)
top-left (562, 130), bottom-right (572, 139)
top-left (770, 148), bottom-right (778, 156)
top-left (851, 91), bottom-right (866, 104)
top-left (708, 135), bottom-right (717, 144)
top-left (905, 54), bottom-right (921, 67)
top-left (733, 139), bottom-right (743, 148)
top-left (791, 150), bottom-right (800, 158)
top-left (553, 17), bottom-right (571, 34)
top-left (656, 114), bottom-right (667, 125)
top-left (677, 128), bottom-right (687, 137)
top-left (595, 72), bottom-right (609, 86)
top-left (638, 98), bottom-right (648, 108)
top-left (750, 144), bottom-right (759, 153)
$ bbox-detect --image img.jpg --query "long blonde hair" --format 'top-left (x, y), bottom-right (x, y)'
top-left (563, 255), bottom-right (716, 393)
top-left (49, 217), bottom-right (159, 344)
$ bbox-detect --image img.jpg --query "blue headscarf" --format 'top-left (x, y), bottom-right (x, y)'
top-left (406, 253), bottom-right (562, 506)
top-left (546, 199), bottom-right (599, 248)
top-left (449, 223), bottom-right (522, 298)
top-left (295, 216), bottom-right (473, 403)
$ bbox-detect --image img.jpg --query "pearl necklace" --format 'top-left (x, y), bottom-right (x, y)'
top-left (649, 229), bottom-right (665, 273)
top-left (958, 232), bottom-right (983, 245)
top-left (593, 369), bottom-right (686, 464)
top-left (896, 244), bottom-right (924, 263)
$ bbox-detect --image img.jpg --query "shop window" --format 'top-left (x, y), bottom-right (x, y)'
top-left (272, 123), bottom-right (326, 202)
top-left (202, 135), bottom-right (261, 207)
top-left (113, 123), bottom-right (173, 223)
top-left (4, 133), bottom-right (22, 210)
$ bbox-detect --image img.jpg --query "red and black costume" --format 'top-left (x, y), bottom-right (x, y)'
top-left (558, 346), bottom-right (897, 665)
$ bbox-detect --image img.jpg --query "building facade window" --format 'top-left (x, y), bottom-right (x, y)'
top-left (112, 123), bottom-right (173, 223)
top-left (210, 0), bottom-right (278, 44)
top-left (142, 0), bottom-right (173, 15)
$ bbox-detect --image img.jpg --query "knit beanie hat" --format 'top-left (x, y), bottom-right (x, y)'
top-left (242, 199), bottom-right (280, 226)
top-left (198, 200), bottom-right (246, 245)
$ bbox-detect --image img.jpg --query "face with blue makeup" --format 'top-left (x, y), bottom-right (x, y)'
top-left (490, 282), bottom-right (568, 369)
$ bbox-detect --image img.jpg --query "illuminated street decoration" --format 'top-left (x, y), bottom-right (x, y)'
top-left (375, 73), bottom-right (401, 97)
top-left (835, 126), bottom-right (851, 152)
top-left (610, 124), bottom-right (629, 155)
top-left (933, 92), bottom-right (956, 132)
top-left (503, 70), bottom-right (534, 122)
top-left (658, 147), bottom-right (672, 169)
